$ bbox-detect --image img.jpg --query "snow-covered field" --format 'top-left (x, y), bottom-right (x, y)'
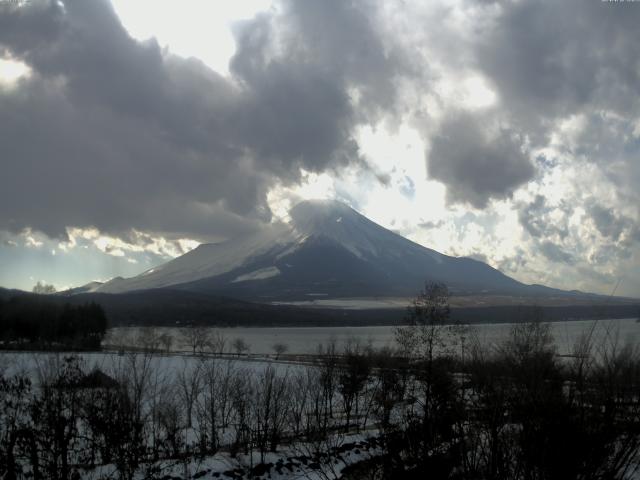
top-left (0, 351), bottom-right (299, 383)
top-left (0, 352), bottom-right (381, 479)
top-left (3, 318), bottom-right (640, 479)
top-left (83, 433), bottom-right (381, 480)
top-left (272, 296), bottom-right (411, 309)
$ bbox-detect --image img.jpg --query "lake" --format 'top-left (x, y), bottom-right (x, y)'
top-left (105, 317), bottom-right (640, 355)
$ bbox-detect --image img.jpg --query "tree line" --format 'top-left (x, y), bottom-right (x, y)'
top-left (0, 295), bottom-right (108, 350)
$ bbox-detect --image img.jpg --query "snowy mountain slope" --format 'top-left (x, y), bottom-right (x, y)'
top-left (60, 281), bottom-right (104, 295)
top-left (97, 199), bottom-right (532, 299)
top-left (98, 223), bottom-right (294, 293)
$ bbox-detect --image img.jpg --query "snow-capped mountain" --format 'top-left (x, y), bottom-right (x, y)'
top-left (96, 200), bottom-right (534, 300)
top-left (61, 281), bottom-right (104, 295)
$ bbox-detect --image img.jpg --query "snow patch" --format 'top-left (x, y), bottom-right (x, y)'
top-left (232, 266), bottom-right (281, 283)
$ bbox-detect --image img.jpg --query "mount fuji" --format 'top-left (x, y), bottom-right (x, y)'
top-left (96, 200), bottom-right (556, 301)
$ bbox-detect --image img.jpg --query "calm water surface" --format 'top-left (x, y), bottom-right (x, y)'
top-left (106, 318), bottom-right (640, 355)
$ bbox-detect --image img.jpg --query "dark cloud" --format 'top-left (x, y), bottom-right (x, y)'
top-left (229, 0), bottom-right (408, 173)
top-left (588, 243), bottom-right (633, 267)
top-left (281, 0), bottom-right (406, 118)
top-left (418, 219), bottom-right (445, 230)
top-left (427, 111), bottom-right (534, 207)
top-left (539, 241), bottom-right (575, 265)
top-left (518, 195), bottom-right (570, 240)
top-left (589, 205), bottom-right (624, 241)
top-left (497, 248), bottom-right (528, 275)
top-left (461, 0), bottom-right (640, 292)
top-left (570, 114), bottom-right (640, 217)
top-left (0, 0), bottom-right (406, 241)
top-left (474, 0), bottom-right (640, 141)
top-left (588, 203), bottom-right (636, 242)
top-left (519, 195), bottom-right (547, 238)
top-left (420, 0), bottom-right (640, 219)
top-left (0, 0), bottom-right (262, 239)
top-left (534, 154), bottom-right (557, 171)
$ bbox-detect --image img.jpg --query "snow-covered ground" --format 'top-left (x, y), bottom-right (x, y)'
top-left (81, 433), bottom-right (381, 480)
top-left (271, 296), bottom-right (411, 309)
top-left (0, 352), bottom-right (382, 480)
top-left (0, 351), bottom-right (300, 383)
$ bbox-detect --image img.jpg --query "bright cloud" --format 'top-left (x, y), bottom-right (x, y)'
top-left (0, 56), bottom-right (30, 87)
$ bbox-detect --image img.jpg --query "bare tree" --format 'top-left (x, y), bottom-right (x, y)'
top-left (370, 347), bottom-right (407, 430)
top-left (232, 338), bottom-right (250, 357)
top-left (272, 342), bottom-right (289, 360)
top-left (206, 329), bottom-right (227, 355)
top-left (103, 328), bottom-right (132, 354)
top-left (0, 372), bottom-right (38, 479)
top-left (181, 326), bottom-right (211, 355)
top-left (337, 348), bottom-right (371, 432)
top-left (137, 327), bottom-right (162, 352)
top-left (176, 359), bottom-right (202, 430)
top-left (316, 339), bottom-right (339, 423)
top-left (229, 371), bottom-right (253, 457)
top-left (145, 358), bottom-right (173, 460)
top-left (291, 423), bottom-right (353, 480)
top-left (288, 369), bottom-right (314, 437)
top-left (31, 355), bottom-right (86, 480)
top-left (196, 358), bottom-right (236, 454)
top-left (103, 350), bottom-right (156, 479)
top-left (32, 281), bottom-right (56, 294)
top-left (395, 282), bottom-right (453, 363)
top-left (154, 395), bottom-right (184, 458)
top-left (158, 332), bottom-right (173, 353)
top-left (251, 366), bottom-right (291, 462)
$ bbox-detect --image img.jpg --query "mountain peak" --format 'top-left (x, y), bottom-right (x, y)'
top-left (291, 198), bottom-right (356, 216)
top-left (289, 199), bottom-right (412, 260)
top-left (290, 199), bottom-right (363, 235)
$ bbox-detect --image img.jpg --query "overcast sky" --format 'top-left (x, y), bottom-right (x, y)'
top-left (1, 0), bottom-right (639, 297)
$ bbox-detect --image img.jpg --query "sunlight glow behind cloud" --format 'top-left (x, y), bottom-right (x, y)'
top-left (0, 57), bottom-right (30, 87)
top-left (110, 0), bottom-right (272, 75)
